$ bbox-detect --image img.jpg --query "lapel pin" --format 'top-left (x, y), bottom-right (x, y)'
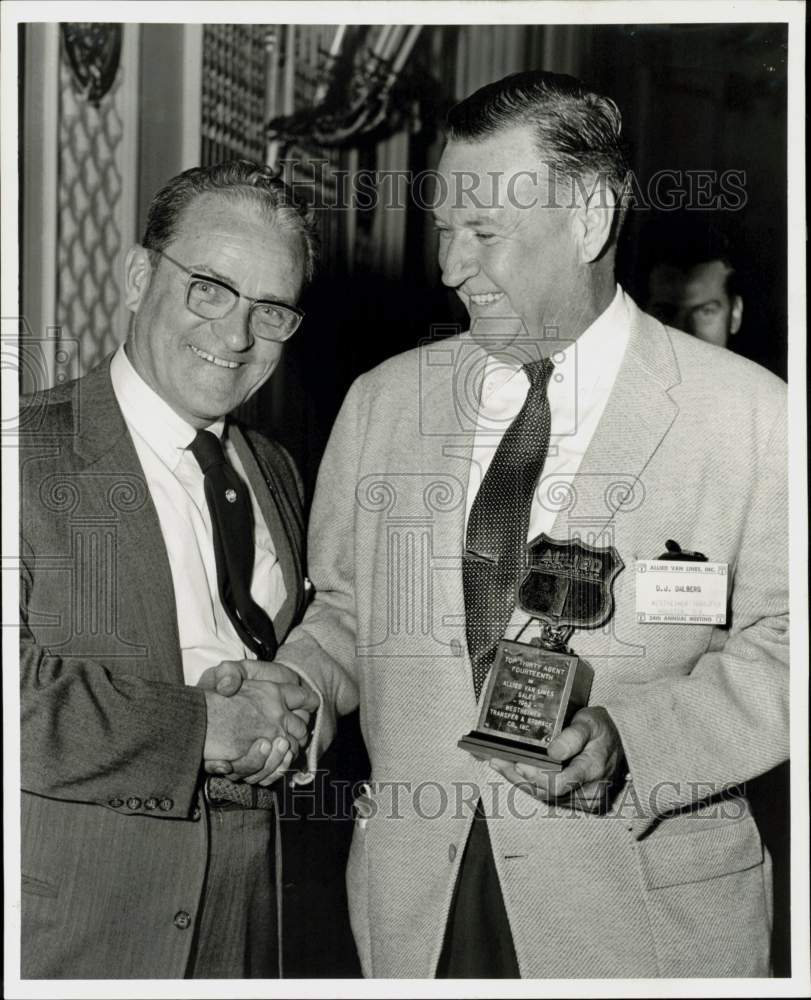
top-left (225, 488), bottom-right (237, 503)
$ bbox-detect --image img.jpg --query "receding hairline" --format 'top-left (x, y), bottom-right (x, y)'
top-left (174, 187), bottom-right (307, 232)
top-left (159, 188), bottom-right (311, 271)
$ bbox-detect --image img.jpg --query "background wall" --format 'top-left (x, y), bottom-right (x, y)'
top-left (18, 19), bottom-right (790, 978)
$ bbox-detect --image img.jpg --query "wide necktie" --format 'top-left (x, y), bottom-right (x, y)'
top-left (188, 429), bottom-right (278, 660)
top-left (463, 358), bottom-right (554, 698)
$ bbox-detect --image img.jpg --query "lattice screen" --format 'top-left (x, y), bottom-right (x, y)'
top-left (56, 45), bottom-right (126, 367)
top-left (201, 25), bottom-right (268, 165)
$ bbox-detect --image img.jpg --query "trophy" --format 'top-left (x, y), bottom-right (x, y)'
top-left (458, 533), bottom-right (624, 771)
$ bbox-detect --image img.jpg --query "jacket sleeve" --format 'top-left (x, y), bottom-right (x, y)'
top-left (601, 395), bottom-right (789, 824)
top-left (20, 534), bottom-right (208, 818)
top-left (273, 379), bottom-right (366, 764)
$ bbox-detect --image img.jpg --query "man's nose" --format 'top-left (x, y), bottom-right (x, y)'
top-left (439, 233), bottom-right (480, 288)
top-left (214, 303), bottom-right (254, 351)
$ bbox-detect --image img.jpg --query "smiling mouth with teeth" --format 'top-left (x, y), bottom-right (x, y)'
top-left (468, 291), bottom-right (505, 306)
top-left (189, 344), bottom-right (240, 369)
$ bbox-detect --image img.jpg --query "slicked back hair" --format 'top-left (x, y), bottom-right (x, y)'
top-left (447, 70), bottom-right (630, 234)
top-left (141, 159), bottom-right (318, 282)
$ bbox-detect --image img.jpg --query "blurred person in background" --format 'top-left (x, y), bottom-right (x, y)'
top-left (645, 223), bottom-right (744, 348)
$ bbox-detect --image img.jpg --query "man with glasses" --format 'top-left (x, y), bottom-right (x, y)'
top-left (20, 160), bottom-right (319, 978)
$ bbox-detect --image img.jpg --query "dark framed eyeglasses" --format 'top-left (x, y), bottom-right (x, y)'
top-left (153, 248), bottom-right (304, 342)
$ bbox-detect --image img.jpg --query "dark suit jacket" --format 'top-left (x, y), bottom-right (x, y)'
top-left (19, 356), bottom-right (306, 978)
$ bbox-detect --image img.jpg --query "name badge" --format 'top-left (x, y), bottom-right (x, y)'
top-left (635, 560), bottom-right (728, 624)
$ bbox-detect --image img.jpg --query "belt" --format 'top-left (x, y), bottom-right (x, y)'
top-left (203, 775), bottom-right (276, 811)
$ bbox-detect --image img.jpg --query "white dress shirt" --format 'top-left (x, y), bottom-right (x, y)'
top-left (466, 284), bottom-right (631, 541)
top-left (110, 345), bottom-right (286, 685)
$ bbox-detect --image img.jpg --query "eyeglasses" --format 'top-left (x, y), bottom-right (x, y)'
top-left (153, 248), bottom-right (304, 342)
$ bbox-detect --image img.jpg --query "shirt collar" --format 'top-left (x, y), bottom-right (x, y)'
top-left (479, 284), bottom-right (629, 403)
top-left (567, 283), bottom-right (629, 399)
top-left (110, 344), bottom-right (226, 472)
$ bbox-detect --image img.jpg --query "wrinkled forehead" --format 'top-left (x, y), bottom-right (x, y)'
top-left (683, 260), bottom-right (733, 302)
top-left (173, 191), bottom-right (280, 243)
top-left (434, 134), bottom-right (555, 215)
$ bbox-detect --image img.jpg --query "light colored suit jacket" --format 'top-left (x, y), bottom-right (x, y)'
top-left (20, 357), bottom-right (306, 978)
top-left (282, 297), bottom-right (788, 978)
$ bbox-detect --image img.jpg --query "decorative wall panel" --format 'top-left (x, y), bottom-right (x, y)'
top-left (200, 24), bottom-right (268, 164)
top-left (54, 24), bottom-right (139, 375)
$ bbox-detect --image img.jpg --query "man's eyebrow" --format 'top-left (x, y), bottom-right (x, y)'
top-left (187, 264), bottom-right (238, 289)
top-left (464, 215), bottom-right (501, 228)
top-left (430, 213), bottom-right (502, 227)
top-left (689, 298), bottom-right (723, 309)
top-left (186, 265), bottom-right (286, 303)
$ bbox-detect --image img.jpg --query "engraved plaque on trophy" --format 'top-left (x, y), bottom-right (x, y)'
top-left (458, 534), bottom-right (624, 771)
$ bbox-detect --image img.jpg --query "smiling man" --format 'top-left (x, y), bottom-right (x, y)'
top-left (433, 122), bottom-right (618, 349)
top-left (232, 73), bottom-right (787, 978)
top-left (20, 161), bottom-right (319, 978)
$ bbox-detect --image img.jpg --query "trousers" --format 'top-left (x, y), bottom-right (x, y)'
top-left (436, 803), bottom-right (520, 977)
top-left (186, 805), bottom-right (278, 978)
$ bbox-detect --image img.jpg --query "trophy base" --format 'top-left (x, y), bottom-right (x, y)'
top-left (457, 731), bottom-right (563, 771)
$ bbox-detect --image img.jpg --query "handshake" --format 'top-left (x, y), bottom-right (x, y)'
top-left (197, 660), bottom-right (320, 787)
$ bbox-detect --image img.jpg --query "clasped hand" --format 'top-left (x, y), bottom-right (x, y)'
top-left (199, 660), bottom-right (319, 787)
top-left (489, 706), bottom-right (626, 814)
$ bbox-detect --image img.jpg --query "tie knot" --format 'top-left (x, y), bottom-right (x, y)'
top-left (188, 429), bottom-right (226, 473)
top-left (523, 357), bottom-right (555, 391)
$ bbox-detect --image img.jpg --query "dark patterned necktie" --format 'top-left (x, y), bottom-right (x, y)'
top-left (463, 358), bottom-right (554, 698)
top-left (188, 429), bottom-right (278, 660)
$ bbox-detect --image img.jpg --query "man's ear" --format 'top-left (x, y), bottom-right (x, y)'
top-left (573, 176), bottom-right (617, 264)
top-left (729, 295), bottom-right (743, 336)
top-left (124, 245), bottom-right (153, 313)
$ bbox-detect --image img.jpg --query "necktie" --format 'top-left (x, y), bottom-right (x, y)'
top-left (463, 358), bottom-right (554, 698)
top-left (188, 429), bottom-right (278, 660)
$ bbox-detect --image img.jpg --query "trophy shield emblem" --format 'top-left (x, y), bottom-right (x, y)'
top-left (518, 533), bottom-right (625, 631)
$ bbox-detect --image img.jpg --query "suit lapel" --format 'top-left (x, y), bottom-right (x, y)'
top-left (422, 312), bottom-right (681, 586)
top-left (423, 316), bottom-right (679, 617)
top-left (230, 425), bottom-right (301, 641)
top-left (523, 300), bottom-right (682, 652)
top-left (72, 359), bottom-right (184, 682)
top-left (548, 298), bottom-right (681, 539)
top-left (447, 301), bottom-right (681, 656)
top-left (420, 335), bottom-right (478, 632)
